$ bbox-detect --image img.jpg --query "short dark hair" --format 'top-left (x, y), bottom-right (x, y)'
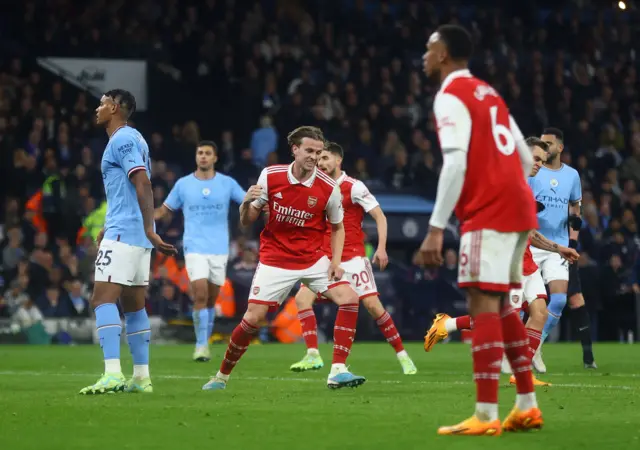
top-left (104, 89), bottom-right (136, 119)
top-left (325, 141), bottom-right (344, 158)
top-left (436, 25), bottom-right (474, 61)
top-left (198, 140), bottom-right (218, 153)
top-left (287, 126), bottom-right (324, 148)
top-left (525, 137), bottom-right (549, 151)
top-left (542, 127), bottom-right (564, 142)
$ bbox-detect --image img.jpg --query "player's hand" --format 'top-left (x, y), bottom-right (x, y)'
top-left (328, 261), bottom-right (345, 281)
top-left (244, 185), bottom-right (263, 204)
top-left (420, 228), bottom-right (444, 267)
top-left (147, 231), bottom-right (177, 255)
top-left (558, 246), bottom-right (579, 264)
top-left (96, 228), bottom-right (105, 247)
top-left (372, 248), bottom-right (389, 270)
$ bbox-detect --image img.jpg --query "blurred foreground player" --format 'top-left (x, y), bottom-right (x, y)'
top-left (80, 90), bottom-right (176, 394)
top-left (289, 142), bottom-right (417, 375)
top-left (202, 126), bottom-right (365, 391)
top-left (155, 141), bottom-right (245, 362)
top-left (425, 138), bottom-right (579, 388)
top-left (420, 25), bottom-right (542, 435)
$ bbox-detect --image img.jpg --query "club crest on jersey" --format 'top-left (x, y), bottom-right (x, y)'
top-left (202, 188), bottom-right (211, 197)
top-left (307, 196), bottom-right (318, 208)
top-left (550, 179), bottom-right (559, 188)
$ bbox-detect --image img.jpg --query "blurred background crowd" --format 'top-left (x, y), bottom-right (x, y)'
top-left (0, 0), bottom-right (639, 343)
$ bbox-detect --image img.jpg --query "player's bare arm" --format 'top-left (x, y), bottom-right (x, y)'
top-left (131, 171), bottom-right (177, 255)
top-left (529, 230), bottom-right (579, 263)
top-left (239, 185), bottom-right (263, 227)
top-left (568, 200), bottom-right (582, 243)
top-left (368, 206), bottom-right (389, 270)
top-left (328, 221), bottom-right (346, 280)
top-left (154, 204), bottom-right (172, 221)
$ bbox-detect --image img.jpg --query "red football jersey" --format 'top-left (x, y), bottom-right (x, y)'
top-left (522, 240), bottom-right (538, 276)
top-left (252, 164), bottom-right (343, 270)
top-left (434, 70), bottom-right (538, 234)
top-left (321, 173), bottom-right (380, 261)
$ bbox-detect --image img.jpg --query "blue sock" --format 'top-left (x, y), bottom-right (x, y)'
top-left (95, 303), bottom-right (122, 372)
top-left (193, 309), bottom-right (209, 347)
top-left (124, 308), bottom-right (150, 368)
top-left (207, 307), bottom-right (216, 338)
top-left (542, 293), bottom-right (567, 342)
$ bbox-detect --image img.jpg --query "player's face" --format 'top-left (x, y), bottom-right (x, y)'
top-left (317, 150), bottom-right (341, 177)
top-left (196, 145), bottom-right (217, 170)
top-left (95, 95), bottom-right (116, 125)
top-left (423, 35), bottom-right (443, 81)
top-left (530, 146), bottom-right (548, 177)
top-left (292, 137), bottom-right (324, 171)
top-left (541, 134), bottom-right (563, 163)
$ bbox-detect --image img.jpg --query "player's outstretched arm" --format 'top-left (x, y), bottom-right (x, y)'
top-left (131, 171), bottom-right (176, 255)
top-left (529, 230), bottom-right (579, 263)
top-left (368, 206), bottom-right (388, 270)
top-left (154, 204), bottom-right (172, 221)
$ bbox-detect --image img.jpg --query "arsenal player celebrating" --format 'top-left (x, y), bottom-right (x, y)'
top-left (419, 25), bottom-right (542, 435)
top-left (289, 142), bottom-right (417, 375)
top-left (202, 126), bottom-right (366, 391)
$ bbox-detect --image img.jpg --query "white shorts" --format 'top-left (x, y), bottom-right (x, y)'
top-left (185, 253), bottom-right (228, 285)
top-left (531, 247), bottom-right (569, 283)
top-left (458, 229), bottom-right (529, 292)
top-left (509, 269), bottom-right (547, 310)
top-left (94, 239), bottom-right (151, 286)
top-left (311, 256), bottom-right (378, 301)
top-left (249, 256), bottom-right (351, 307)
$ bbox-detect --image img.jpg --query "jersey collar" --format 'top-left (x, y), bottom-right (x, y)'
top-left (287, 162), bottom-right (317, 187)
top-left (440, 69), bottom-right (472, 91)
top-left (336, 171), bottom-right (347, 185)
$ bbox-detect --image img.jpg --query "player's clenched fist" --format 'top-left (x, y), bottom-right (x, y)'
top-left (244, 185), bottom-right (263, 203)
top-left (420, 227), bottom-right (444, 267)
top-left (328, 261), bottom-right (345, 281)
top-left (558, 246), bottom-right (579, 264)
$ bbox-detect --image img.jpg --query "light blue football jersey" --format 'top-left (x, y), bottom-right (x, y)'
top-left (528, 164), bottom-right (581, 247)
top-left (163, 173), bottom-right (246, 255)
top-left (101, 126), bottom-right (153, 248)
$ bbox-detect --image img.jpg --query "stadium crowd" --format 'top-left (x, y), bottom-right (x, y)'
top-left (0, 0), bottom-right (639, 342)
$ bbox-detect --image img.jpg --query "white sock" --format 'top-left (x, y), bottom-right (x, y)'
top-left (475, 402), bottom-right (499, 422)
top-left (307, 348), bottom-right (319, 356)
top-left (133, 364), bottom-right (149, 379)
top-left (516, 393), bottom-right (538, 410)
top-left (104, 358), bottom-right (121, 374)
top-left (216, 371), bottom-right (229, 381)
top-left (444, 318), bottom-right (459, 333)
top-left (396, 350), bottom-right (408, 358)
top-left (330, 363), bottom-right (347, 376)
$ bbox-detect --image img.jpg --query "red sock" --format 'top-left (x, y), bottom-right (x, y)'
top-left (471, 312), bottom-right (503, 404)
top-left (501, 306), bottom-right (534, 394)
top-left (375, 311), bottom-right (404, 353)
top-left (220, 319), bottom-right (258, 375)
top-left (456, 315), bottom-right (473, 330)
top-left (332, 303), bottom-right (359, 364)
top-left (298, 308), bottom-right (318, 350)
top-left (526, 327), bottom-right (542, 361)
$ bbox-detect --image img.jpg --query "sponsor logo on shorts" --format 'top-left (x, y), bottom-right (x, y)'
top-left (253, 286), bottom-right (260, 295)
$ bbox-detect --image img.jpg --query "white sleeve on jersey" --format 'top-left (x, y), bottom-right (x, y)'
top-left (251, 168), bottom-right (269, 209)
top-left (429, 92), bottom-right (469, 229)
top-left (433, 92), bottom-right (472, 152)
top-left (351, 180), bottom-right (379, 213)
top-left (326, 184), bottom-right (345, 224)
top-left (510, 115), bottom-right (534, 180)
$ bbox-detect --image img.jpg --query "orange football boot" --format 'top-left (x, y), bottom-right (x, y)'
top-left (509, 374), bottom-right (552, 387)
top-left (502, 407), bottom-right (544, 432)
top-left (437, 416), bottom-right (502, 436)
top-left (424, 313), bottom-right (450, 352)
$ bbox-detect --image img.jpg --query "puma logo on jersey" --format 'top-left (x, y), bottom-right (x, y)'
top-left (274, 192), bottom-right (283, 199)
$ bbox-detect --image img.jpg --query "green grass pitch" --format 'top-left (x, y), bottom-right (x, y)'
top-left (1, 343), bottom-right (639, 450)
